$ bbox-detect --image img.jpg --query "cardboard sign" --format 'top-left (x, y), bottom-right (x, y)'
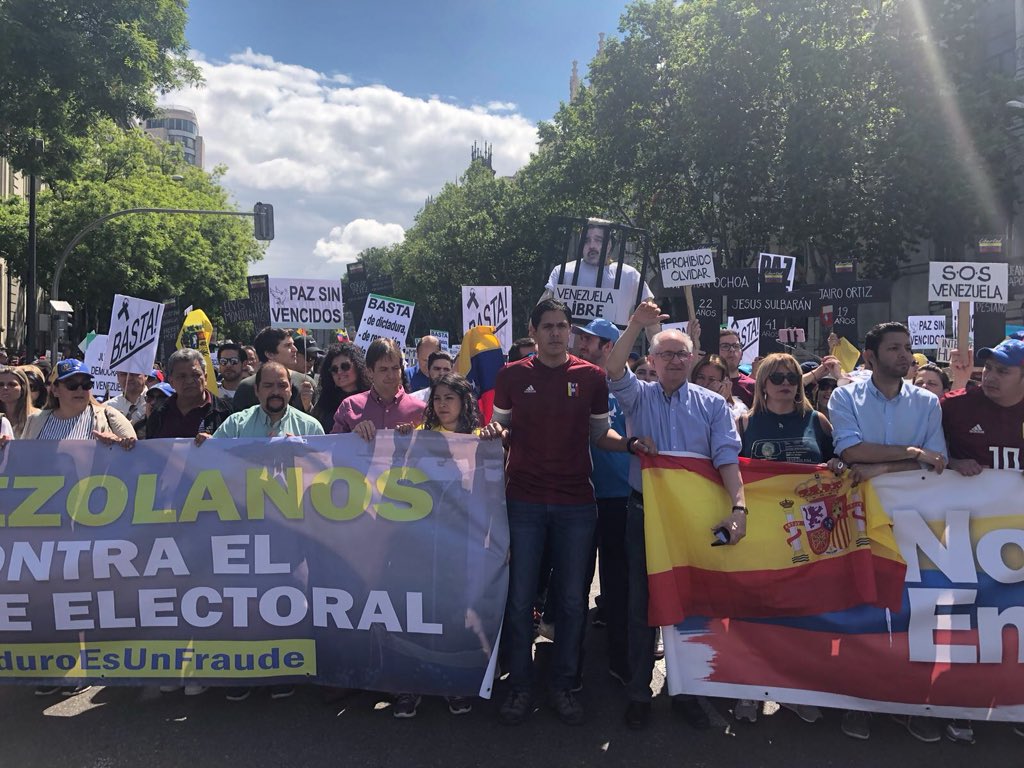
top-left (223, 298), bottom-right (261, 325)
top-left (729, 291), bottom-right (822, 317)
top-left (356, 294), bottom-right (415, 349)
top-left (936, 336), bottom-right (956, 364)
top-left (83, 333), bottom-right (121, 401)
top-left (908, 316), bottom-right (946, 350)
top-left (553, 284), bottom-right (631, 326)
top-left (928, 262), bottom-right (1009, 303)
top-left (1010, 263), bottom-right (1024, 298)
top-left (727, 316), bottom-right (760, 366)
top-left (429, 329), bottom-right (450, 351)
top-left (463, 286), bottom-right (512, 353)
top-left (106, 295), bottom-right (165, 374)
top-left (267, 278), bottom-right (345, 329)
top-left (758, 253), bottom-right (797, 292)
top-left (659, 249), bottom-right (716, 288)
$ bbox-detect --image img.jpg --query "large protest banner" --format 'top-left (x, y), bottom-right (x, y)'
top-left (646, 456), bottom-right (1024, 720)
top-left (267, 278), bottom-right (345, 330)
top-left (462, 286), bottom-right (512, 354)
top-left (0, 434), bottom-right (508, 698)
top-left (106, 295), bottom-right (165, 374)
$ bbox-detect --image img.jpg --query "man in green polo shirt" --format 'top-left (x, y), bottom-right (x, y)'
top-left (202, 362), bottom-right (324, 440)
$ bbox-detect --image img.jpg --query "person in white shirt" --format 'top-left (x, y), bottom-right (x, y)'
top-left (106, 371), bottom-right (148, 425)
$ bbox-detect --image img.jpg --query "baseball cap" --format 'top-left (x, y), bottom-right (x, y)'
top-left (800, 361), bottom-right (818, 374)
top-left (977, 339), bottom-right (1024, 367)
top-left (146, 382), bottom-right (176, 398)
top-left (571, 318), bottom-right (621, 343)
top-left (292, 333), bottom-right (323, 356)
top-left (912, 353), bottom-right (929, 367)
top-left (148, 368), bottom-right (164, 383)
top-left (54, 359), bottom-right (90, 381)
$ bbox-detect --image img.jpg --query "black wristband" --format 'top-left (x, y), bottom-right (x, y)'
top-left (732, 505), bottom-right (748, 515)
top-left (626, 436), bottom-right (640, 455)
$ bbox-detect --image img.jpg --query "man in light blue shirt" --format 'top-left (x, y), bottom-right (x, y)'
top-left (206, 362), bottom-right (325, 439)
top-left (605, 299), bottom-right (746, 731)
top-left (827, 321), bottom-right (946, 743)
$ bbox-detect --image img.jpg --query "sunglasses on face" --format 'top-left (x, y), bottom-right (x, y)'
top-left (768, 372), bottom-right (801, 386)
top-left (329, 362), bottom-right (353, 374)
top-left (219, 357), bottom-right (242, 366)
top-left (61, 379), bottom-right (93, 391)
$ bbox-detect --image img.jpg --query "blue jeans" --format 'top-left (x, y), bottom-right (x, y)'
top-left (504, 499), bottom-right (597, 693)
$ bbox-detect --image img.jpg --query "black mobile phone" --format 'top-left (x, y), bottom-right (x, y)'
top-left (711, 526), bottom-right (730, 547)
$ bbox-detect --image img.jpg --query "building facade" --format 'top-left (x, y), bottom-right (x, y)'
top-left (0, 157), bottom-right (26, 352)
top-left (143, 106), bottom-right (205, 168)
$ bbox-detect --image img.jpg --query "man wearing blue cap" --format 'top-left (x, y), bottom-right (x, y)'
top-left (570, 319), bottom-right (630, 690)
top-left (942, 338), bottom-right (1024, 475)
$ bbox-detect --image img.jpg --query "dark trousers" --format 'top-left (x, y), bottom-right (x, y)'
top-left (625, 492), bottom-right (657, 702)
top-left (593, 496), bottom-right (629, 675)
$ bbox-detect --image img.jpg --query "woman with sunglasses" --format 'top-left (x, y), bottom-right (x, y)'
top-left (0, 365), bottom-right (37, 438)
top-left (732, 352), bottom-right (838, 726)
top-left (311, 342), bottom-right (371, 434)
top-left (20, 359), bottom-right (137, 446)
top-left (17, 364), bottom-right (48, 408)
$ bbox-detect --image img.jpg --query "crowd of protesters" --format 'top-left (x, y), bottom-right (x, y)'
top-left (0, 294), bottom-right (1021, 746)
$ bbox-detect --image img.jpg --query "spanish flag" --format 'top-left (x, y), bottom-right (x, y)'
top-left (456, 325), bottom-right (503, 423)
top-left (642, 455), bottom-right (905, 626)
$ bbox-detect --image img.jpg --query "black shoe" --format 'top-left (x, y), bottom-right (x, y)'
top-left (224, 687), bottom-right (252, 702)
top-left (549, 688), bottom-right (585, 726)
top-left (499, 689), bottom-right (533, 726)
top-left (625, 700), bottom-right (651, 730)
top-left (269, 685), bottom-right (295, 700)
top-left (60, 684), bottom-right (91, 697)
top-left (672, 696), bottom-right (711, 730)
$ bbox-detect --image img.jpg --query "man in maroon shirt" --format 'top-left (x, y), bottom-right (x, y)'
top-left (719, 328), bottom-right (755, 407)
top-left (942, 338), bottom-right (1024, 474)
top-left (144, 348), bottom-right (232, 441)
top-left (482, 298), bottom-right (632, 727)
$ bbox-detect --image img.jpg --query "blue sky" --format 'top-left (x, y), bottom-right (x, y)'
top-left (186, 1), bottom-right (626, 122)
top-left (172, 1), bottom-right (629, 280)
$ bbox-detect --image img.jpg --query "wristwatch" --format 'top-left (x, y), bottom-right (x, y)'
top-left (732, 505), bottom-right (748, 515)
top-left (626, 436), bottom-right (640, 454)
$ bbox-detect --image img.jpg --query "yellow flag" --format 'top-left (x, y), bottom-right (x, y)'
top-left (175, 308), bottom-right (220, 395)
top-left (834, 335), bottom-right (861, 375)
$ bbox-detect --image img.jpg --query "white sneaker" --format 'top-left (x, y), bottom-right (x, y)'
top-left (734, 699), bottom-right (758, 723)
top-left (183, 684), bottom-right (208, 696)
top-left (159, 685), bottom-right (181, 694)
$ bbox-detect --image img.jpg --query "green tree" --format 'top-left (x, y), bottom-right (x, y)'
top-left (0, 0), bottom-right (201, 177)
top-left (0, 121), bottom-right (262, 338)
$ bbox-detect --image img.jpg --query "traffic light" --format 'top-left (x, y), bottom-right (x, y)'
top-left (253, 202), bottom-right (275, 241)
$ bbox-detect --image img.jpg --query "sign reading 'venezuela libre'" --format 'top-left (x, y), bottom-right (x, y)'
top-left (928, 262), bottom-right (1009, 303)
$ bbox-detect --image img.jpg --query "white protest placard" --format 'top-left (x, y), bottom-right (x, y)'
top-left (928, 262), bottom-right (1009, 303)
top-left (553, 284), bottom-right (631, 326)
top-left (758, 252), bottom-right (797, 291)
top-left (659, 249), bottom-right (716, 288)
top-left (84, 334), bottom-right (121, 401)
top-left (267, 277), bottom-right (345, 329)
top-left (936, 336), bottom-right (957, 364)
top-left (663, 321), bottom-right (688, 334)
top-left (429, 329), bottom-right (450, 350)
top-left (462, 286), bottom-right (512, 353)
top-left (908, 315), bottom-right (946, 350)
top-left (105, 294), bottom-right (165, 374)
top-left (355, 294), bottom-right (415, 350)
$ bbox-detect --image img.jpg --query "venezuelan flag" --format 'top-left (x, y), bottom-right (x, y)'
top-left (456, 325), bottom-right (504, 423)
top-left (642, 455), bottom-right (905, 626)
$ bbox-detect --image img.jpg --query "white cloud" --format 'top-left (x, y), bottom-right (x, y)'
top-left (162, 50), bottom-right (538, 281)
top-left (313, 218), bottom-right (406, 265)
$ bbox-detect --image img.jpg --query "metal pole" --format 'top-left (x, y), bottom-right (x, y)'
top-left (26, 174), bottom-right (36, 359)
top-left (49, 207), bottom-right (255, 363)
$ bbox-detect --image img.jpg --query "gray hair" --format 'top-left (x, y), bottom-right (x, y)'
top-left (166, 348), bottom-right (205, 377)
top-left (650, 329), bottom-right (693, 354)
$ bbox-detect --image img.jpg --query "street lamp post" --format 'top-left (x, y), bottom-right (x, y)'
top-left (24, 137), bottom-right (44, 360)
top-left (49, 204), bottom-right (274, 362)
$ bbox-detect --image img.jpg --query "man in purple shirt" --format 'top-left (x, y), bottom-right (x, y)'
top-left (333, 337), bottom-right (425, 438)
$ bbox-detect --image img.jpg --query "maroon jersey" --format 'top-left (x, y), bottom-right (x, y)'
top-left (493, 355), bottom-right (610, 505)
top-left (731, 373), bottom-right (755, 408)
top-left (941, 387), bottom-right (1024, 470)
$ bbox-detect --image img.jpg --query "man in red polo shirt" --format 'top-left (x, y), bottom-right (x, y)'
top-left (483, 298), bottom-right (634, 728)
top-left (144, 348), bottom-right (232, 441)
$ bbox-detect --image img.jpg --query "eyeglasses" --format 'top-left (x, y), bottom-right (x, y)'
top-left (720, 343), bottom-right (742, 352)
top-left (219, 357), bottom-right (242, 366)
top-left (654, 350), bottom-right (692, 362)
top-left (61, 379), bottom-right (93, 391)
top-left (329, 362), bottom-right (353, 374)
top-left (768, 372), bottom-right (801, 386)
